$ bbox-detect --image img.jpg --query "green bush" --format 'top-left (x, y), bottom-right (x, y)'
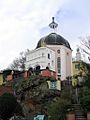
top-left (0, 93), bottom-right (23, 120)
top-left (80, 95), bottom-right (90, 113)
top-left (47, 99), bottom-right (71, 120)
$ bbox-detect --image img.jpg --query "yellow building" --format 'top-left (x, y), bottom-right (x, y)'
top-left (0, 72), bottom-right (4, 85)
top-left (72, 59), bottom-right (89, 86)
top-left (72, 48), bottom-right (88, 86)
top-left (72, 60), bottom-right (82, 86)
top-left (72, 60), bottom-right (82, 76)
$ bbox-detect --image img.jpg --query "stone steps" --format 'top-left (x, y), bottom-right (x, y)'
top-left (72, 104), bottom-right (87, 120)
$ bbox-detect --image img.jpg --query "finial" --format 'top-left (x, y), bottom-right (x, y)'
top-left (76, 48), bottom-right (81, 61)
top-left (52, 17), bottom-right (55, 22)
top-left (49, 17), bottom-right (58, 30)
top-left (77, 48), bottom-right (79, 52)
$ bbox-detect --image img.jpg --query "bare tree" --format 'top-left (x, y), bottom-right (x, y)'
top-left (8, 50), bottom-right (28, 71)
top-left (79, 36), bottom-right (90, 61)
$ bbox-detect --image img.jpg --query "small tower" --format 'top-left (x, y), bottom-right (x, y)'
top-left (49, 17), bottom-right (58, 32)
top-left (76, 48), bottom-right (81, 61)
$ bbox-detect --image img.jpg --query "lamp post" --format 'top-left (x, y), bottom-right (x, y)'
top-left (72, 75), bottom-right (79, 104)
top-left (75, 86), bottom-right (78, 104)
top-left (75, 76), bottom-right (80, 104)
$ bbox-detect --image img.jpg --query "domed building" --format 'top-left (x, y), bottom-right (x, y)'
top-left (25, 17), bottom-right (72, 81)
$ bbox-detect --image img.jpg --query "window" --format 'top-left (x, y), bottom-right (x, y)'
top-left (67, 52), bottom-right (69, 55)
top-left (58, 77), bottom-right (60, 80)
top-left (52, 60), bottom-right (54, 66)
top-left (48, 53), bottom-right (50, 59)
top-left (48, 63), bottom-right (50, 67)
top-left (57, 49), bottom-right (60, 54)
top-left (75, 63), bottom-right (80, 70)
top-left (57, 57), bottom-right (61, 73)
top-left (50, 81), bottom-right (57, 89)
top-left (58, 75), bottom-right (61, 80)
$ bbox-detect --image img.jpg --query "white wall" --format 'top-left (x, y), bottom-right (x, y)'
top-left (47, 45), bottom-right (72, 80)
top-left (60, 47), bottom-right (66, 80)
top-left (25, 47), bottom-right (55, 71)
top-left (26, 45), bottom-right (72, 81)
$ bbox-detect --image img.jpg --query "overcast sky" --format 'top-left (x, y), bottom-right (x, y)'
top-left (0, 0), bottom-right (90, 70)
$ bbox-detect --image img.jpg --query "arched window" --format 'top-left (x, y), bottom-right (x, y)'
top-left (35, 65), bottom-right (41, 75)
top-left (57, 57), bottom-right (61, 74)
top-left (29, 67), bottom-right (33, 72)
top-left (36, 65), bottom-right (40, 70)
top-left (48, 53), bottom-right (50, 59)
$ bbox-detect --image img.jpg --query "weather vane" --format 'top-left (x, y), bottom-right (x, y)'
top-left (49, 17), bottom-right (58, 30)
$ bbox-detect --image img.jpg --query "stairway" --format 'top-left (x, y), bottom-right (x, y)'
top-left (73, 104), bottom-right (87, 120)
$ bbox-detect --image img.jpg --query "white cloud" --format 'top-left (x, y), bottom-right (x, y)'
top-left (0, 0), bottom-right (90, 69)
top-left (0, 0), bottom-right (69, 69)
